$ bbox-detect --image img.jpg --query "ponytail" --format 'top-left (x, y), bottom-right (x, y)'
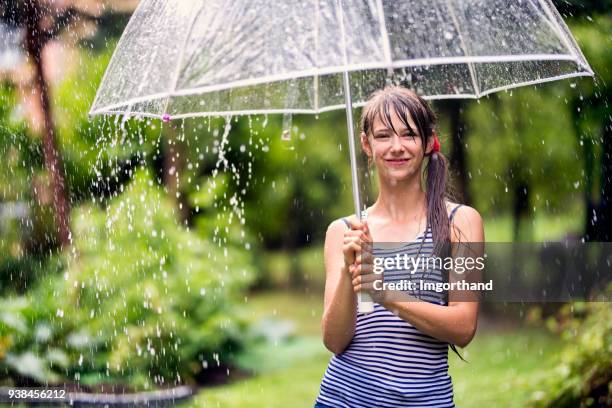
top-left (426, 144), bottom-right (467, 362)
top-left (426, 148), bottom-right (451, 257)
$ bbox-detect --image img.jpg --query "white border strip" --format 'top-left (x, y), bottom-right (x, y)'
top-left (89, 71), bottom-right (593, 119)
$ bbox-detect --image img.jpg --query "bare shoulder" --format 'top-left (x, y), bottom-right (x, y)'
top-left (325, 216), bottom-right (351, 245)
top-left (324, 218), bottom-right (351, 273)
top-left (445, 201), bottom-right (484, 242)
top-left (326, 216), bottom-right (350, 234)
top-left (446, 201), bottom-right (482, 222)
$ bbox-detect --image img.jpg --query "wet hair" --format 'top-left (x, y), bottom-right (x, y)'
top-left (360, 85), bottom-right (452, 254)
top-left (360, 86), bottom-right (467, 361)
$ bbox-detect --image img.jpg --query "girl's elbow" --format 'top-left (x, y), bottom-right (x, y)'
top-left (455, 336), bottom-right (471, 348)
top-left (321, 327), bottom-right (352, 355)
top-left (322, 336), bottom-right (345, 355)
top-left (456, 324), bottom-right (477, 348)
top-left (321, 320), bottom-right (352, 355)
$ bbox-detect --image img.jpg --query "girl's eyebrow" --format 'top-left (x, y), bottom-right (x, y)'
top-left (374, 127), bottom-right (415, 135)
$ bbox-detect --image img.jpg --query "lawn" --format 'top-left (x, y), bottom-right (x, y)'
top-left (183, 291), bottom-right (564, 408)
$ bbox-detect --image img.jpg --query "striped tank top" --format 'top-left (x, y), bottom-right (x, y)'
top-left (315, 205), bottom-right (462, 408)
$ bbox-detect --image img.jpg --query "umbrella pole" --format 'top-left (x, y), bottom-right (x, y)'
top-left (342, 70), bottom-right (374, 314)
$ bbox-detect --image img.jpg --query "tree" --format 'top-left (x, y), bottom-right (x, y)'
top-left (0, 0), bottom-right (132, 248)
top-left (436, 100), bottom-right (471, 204)
top-left (1, 1), bottom-right (77, 247)
top-left (555, 0), bottom-right (612, 242)
top-left (565, 15), bottom-right (612, 240)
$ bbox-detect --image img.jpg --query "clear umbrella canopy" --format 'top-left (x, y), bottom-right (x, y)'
top-left (90, 0), bottom-right (593, 119)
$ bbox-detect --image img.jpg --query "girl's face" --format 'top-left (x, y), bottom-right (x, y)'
top-left (361, 107), bottom-right (433, 184)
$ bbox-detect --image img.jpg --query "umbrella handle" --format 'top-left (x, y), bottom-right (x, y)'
top-left (342, 67), bottom-right (374, 315)
top-left (356, 211), bottom-right (374, 314)
top-left (358, 292), bottom-right (374, 314)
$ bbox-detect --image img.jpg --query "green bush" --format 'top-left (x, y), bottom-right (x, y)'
top-left (0, 169), bottom-right (254, 389)
top-left (529, 290), bottom-right (611, 407)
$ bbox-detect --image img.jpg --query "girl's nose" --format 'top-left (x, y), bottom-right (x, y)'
top-left (390, 134), bottom-right (403, 150)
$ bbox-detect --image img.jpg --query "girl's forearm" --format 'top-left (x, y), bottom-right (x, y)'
top-left (380, 298), bottom-right (476, 347)
top-left (321, 266), bottom-right (358, 354)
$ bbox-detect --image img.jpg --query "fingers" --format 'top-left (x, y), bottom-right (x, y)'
top-left (342, 218), bottom-right (382, 299)
top-left (342, 218), bottom-right (374, 276)
top-left (343, 244), bottom-right (373, 266)
top-left (348, 263), bottom-right (373, 277)
top-left (362, 220), bottom-right (372, 240)
top-left (355, 246), bottom-right (373, 265)
top-left (343, 229), bottom-right (372, 245)
top-left (344, 228), bottom-right (368, 239)
top-left (351, 274), bottom-right (381, 293)
top-left (342, 240), bottom-right (362, 267)
top-left (343, 217), bottom-right (362, 230)
top-left (343, 227), bottom-right (372, 263)
top-left (344, 218), bottom-right (371, 235)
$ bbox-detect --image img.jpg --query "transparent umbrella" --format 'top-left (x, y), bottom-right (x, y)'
top-left (90, 0), bottom-right (593, 313)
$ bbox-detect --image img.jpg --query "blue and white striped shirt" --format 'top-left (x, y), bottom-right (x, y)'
top-left (316, 208), bottom-right (462, 407)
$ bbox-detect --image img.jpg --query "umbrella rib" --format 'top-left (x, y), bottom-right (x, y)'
top-left (162, 4), bottom-right (203, 117)
top-left (89, 0), bottom-right (148, 116)
top-left (89, 53), bottom-right (583, 115)
top-left (336, 0), bottom-right (350, 71)
top-left (445, 0), bottom-right (480, 97)
top-left (537, 0), bottom-right (592, 73)
top-left (313, 0), bottom-right (320, 112)
top-left (90, 70), bottom-right (593, 119)
top-left (375, 0), bottom-right (393, 75)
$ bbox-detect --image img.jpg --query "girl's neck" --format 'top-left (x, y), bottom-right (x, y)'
top-left (369, 174), bottom-right (427, 223)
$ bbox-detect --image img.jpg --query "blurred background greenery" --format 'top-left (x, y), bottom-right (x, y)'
top-left (0, 1), bottom-right (610, 407)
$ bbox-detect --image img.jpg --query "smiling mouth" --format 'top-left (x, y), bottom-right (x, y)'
top-left (385, 158), bottom-right (410, 165)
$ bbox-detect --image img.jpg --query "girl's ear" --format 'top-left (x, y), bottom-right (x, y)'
top-left (360, 132), bottom-right (372, 158)
top-left (425, 134), bottom-right (434, 155)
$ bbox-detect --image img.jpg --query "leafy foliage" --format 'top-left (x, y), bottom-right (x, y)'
top-left (529, 288), bottom-right (612, 407)
top-left (0, 170), bottom-right (254, 389)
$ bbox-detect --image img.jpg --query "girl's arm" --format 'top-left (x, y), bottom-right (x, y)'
top-left (373, 206), bottom-right (483, 347)
top-left (321, 219), bottom-right (358, 355)
top-left (380, 296), bottom-right (479, 347)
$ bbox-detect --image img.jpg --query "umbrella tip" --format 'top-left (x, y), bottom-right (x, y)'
top-left (162, 113), bottom-right (171, 122)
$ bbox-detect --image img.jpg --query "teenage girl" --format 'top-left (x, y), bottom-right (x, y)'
top-left (315, 86), bottom-right (483, 407)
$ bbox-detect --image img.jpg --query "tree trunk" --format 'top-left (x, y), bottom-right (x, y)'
top-left (597, 113), bottom-right (612, 240)
top-left (162, 131), bottom-right (190, 223)
top-left (571, 97), bottom-right (597, 241)
top-left (24, 0), bottom-right (71, 247)
top-left (510, 96), bottom-right (532, 242)
top-left (512, 178), bottom-right (531, 241)
top-left (287, 195), bottom-right (304, 289)
top-left (443, 100), bottom-right (470, 204)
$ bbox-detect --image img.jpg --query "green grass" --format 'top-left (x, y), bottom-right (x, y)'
top-left (483, 212), bottom-right (583, 242)
top-left (183, 291), bottom-right (565, 408)
top-left (450, 328), bottom-right (564, 407)
top-left (237, 291), bottom-right (323, 337)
